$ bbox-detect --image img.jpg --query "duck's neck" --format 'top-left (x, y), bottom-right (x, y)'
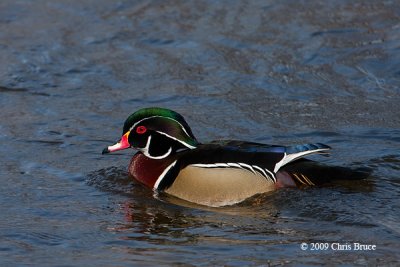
top-left (129, 152), bottom-right (176, 189)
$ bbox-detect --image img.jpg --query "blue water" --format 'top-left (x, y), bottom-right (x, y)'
top-left (1, 1), bottom-right (399, 265)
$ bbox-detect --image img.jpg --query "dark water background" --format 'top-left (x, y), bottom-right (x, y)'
top-left (1, 1), bottom-right (400, 266)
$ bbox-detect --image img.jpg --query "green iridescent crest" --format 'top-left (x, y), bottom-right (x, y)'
top-left (123, 107), bottom-right (198, 148)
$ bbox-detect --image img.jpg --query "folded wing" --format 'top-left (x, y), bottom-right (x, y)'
top-left (273, 143), bottom-right (331, 173)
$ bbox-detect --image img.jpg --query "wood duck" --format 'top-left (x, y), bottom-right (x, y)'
top-left (102, 107), bottom-right (367, 207)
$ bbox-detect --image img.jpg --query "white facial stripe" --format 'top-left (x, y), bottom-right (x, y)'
top-left (130, 115), bottom-right (194, 140)
top-left (141, 135), bottom-right (173, 159)
top-left (191, 163), bottom-right (276, 183)
top-left (154, 160), bottom-right (177, 190)
top-left (156, 131), bottom-right (196, 149)
top-left (142, 135), bottom-right (152, 154)
top-left (129, 116), bottom-right (196, 150)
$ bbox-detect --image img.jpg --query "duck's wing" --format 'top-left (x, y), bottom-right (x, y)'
top-left (156, 141), bottom-right (331, 206)
top-left (178, 141), bottom-right (331, 177)
top-left (272, 143), bottom-right (331, 172)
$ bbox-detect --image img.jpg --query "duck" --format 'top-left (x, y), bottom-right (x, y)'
top-left (102, 107), bottom-right (369, 207)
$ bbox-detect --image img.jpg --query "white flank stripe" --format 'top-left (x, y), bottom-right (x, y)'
top-left (215, 163), bottom-right (230, 167)
top-left (191, 162), bottom-right (276, 183)
top-left (227, 163), bottom-right (244, 169)
top-left (191, 163), bottom-right (221, 168)
top-left (238, 163), bottom-right (256, 174)
top-left (154, 160), bottom-right (177, 190)
top-left (252, 165), bottom-right (267, 177)
top-left (263, 168), bottom-right (277, 183)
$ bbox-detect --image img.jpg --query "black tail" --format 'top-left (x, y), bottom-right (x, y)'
top-left (281, 159), bottom-right (372, 187)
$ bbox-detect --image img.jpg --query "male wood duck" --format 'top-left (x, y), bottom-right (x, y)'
top-left (103, 107), bottom-right (368, 207)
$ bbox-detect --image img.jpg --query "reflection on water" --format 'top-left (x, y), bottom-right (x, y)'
top-left (1, 0), bottom-right (400, 265)
top-left (86, 161), bottom-right (399, 265)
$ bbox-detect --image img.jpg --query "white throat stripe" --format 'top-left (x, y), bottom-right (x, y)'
top-left (142, 135), bottom-right (173, 159)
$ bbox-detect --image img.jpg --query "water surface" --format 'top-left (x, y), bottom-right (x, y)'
top-left (1, 1), bottom-right (399, 266)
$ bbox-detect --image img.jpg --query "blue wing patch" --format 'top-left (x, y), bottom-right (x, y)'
top-left (285, 143), bottom-right (331, 155)
top-left (273, 143), bottom-right (331, 172)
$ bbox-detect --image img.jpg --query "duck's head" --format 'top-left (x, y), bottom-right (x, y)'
top-left (102, 107), bottom-right (198, 159)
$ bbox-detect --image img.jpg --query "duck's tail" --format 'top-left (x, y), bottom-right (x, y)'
top-left (277, 159), bottom-right (372, 187)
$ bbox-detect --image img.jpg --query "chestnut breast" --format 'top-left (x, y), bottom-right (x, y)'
top-left (129, 152), bottom-right (176, 188)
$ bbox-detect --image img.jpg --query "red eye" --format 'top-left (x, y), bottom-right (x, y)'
top-left (136, 126), bottom-right (147, 134)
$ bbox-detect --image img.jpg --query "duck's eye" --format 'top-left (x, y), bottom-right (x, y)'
top-left (136, 126), bottom-right (147, 134)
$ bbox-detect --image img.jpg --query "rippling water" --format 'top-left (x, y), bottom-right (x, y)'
top-left (1, 1), bottom-right (399, 265)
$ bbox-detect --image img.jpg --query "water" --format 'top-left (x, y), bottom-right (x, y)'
top-left (1, 0), bottom-right (399, 265)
